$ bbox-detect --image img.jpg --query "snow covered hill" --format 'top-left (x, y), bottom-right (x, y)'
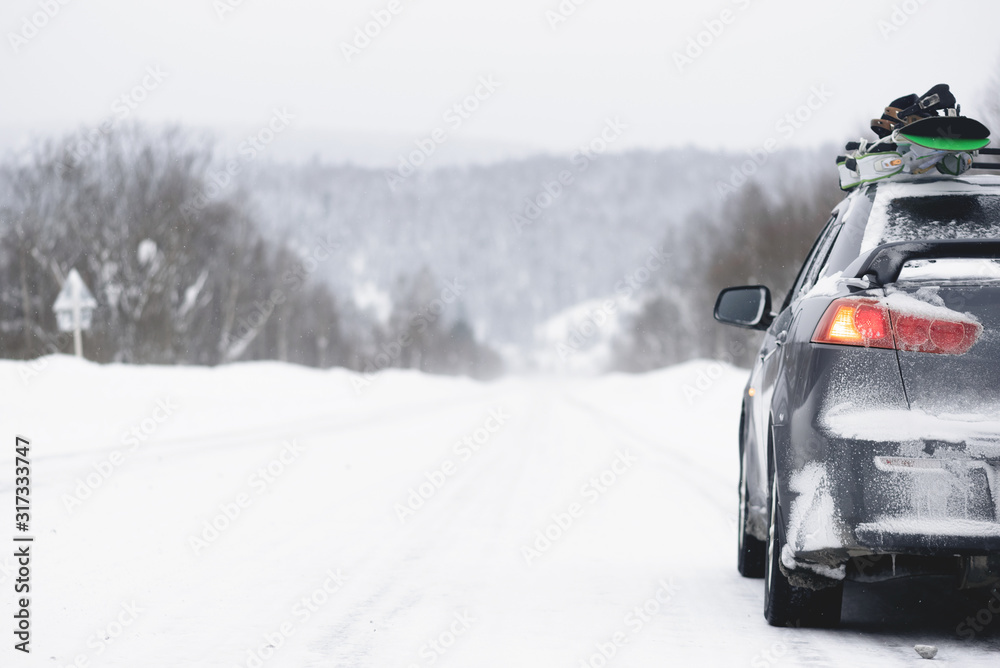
top-left (2, 357), bottom-right (998, 666)
top-left (530, 296), bottom-right (639, 375)
top-left (243, 147), bottom-right (831, 347)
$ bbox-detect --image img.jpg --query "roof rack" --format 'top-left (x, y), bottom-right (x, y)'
top-left (973, 148), bottom-right (1000, 170)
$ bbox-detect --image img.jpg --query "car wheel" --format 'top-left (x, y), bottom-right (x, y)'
top-left (764, 474), bottom-right (843, 627)
top-left (738, 461), bottom-right (766, 578)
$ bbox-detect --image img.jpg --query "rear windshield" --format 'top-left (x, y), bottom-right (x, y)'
top-left (879, 195), bottom-right (1000, 245)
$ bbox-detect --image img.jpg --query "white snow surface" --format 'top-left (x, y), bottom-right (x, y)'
top-left (822, 404), bottom-right (1000, 446)
top-left (781, 463), bottom-right (846, 580)
top-left (137, 239), bottom-right (158, 266)
top-left (882, 288), bottom-right (980, 325)
top-left (2, 357), bottom-right (1000, 666)
top-left (900, 258), bottom-right (1000, 282)
top-left (858, 517), bottom-right (1000, 539)
top-left (801, 271), bottom-right (844, 299)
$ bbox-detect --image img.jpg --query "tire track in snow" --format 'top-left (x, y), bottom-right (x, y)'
top-left (23, 386), bottom-right (504, 667)
top-left (558, 395), bottom-right (1000, 667)
top-left (558, 394), bottom-right (845, 667)
top-left (560, 394), bottom-right (733, 519)
top-left (7, 387), bottom-right (500, 502)
top-left (295, 384), bottom-right (551, 665)
top-left (30, 385), bottom-right (500, 464)
top-left (551, 393), bottom-right (754, 661)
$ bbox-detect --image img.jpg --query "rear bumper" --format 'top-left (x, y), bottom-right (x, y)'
top-left (778, 425), bottom-right (1000, 578)
top-left (792, 522), bottom-right (1000, 563)
top-left (854, 519), bottom-right (1000, 553)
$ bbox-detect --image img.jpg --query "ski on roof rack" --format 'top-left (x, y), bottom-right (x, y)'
top-left (837, 84), bottom-right (996, 190)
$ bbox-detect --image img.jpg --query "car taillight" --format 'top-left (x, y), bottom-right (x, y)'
top-left (891, 313), bottom-right (981, 355)
top-left (812, 299), bottom-right (893, 348)
top-left (811, 297), bottom-right (982, 355)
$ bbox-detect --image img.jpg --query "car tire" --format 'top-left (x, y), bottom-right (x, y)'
top-left (738, 462), bottom-right (766, 578)
top-left (764, 474), bottom-right (843, 628)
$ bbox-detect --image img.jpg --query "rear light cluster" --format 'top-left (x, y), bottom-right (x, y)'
top-left (812, 297), bottom-right (982, 355)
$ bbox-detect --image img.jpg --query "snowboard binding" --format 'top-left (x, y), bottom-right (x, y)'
top-left (870, 84), bottom-right (958, 138)
top-left (837, 83), bottom-right (1000, 191)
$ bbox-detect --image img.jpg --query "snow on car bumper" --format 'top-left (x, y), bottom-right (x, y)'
top-left (855, 517), bottom-right (1000, 552)
top-left (782, 410), bottom-right (1000, 572)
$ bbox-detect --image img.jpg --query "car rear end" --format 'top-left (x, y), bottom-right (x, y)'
top-left (778, 177), bottom-right (1000, 586)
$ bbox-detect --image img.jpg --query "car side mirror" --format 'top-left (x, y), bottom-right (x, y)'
top-left (714, 286), bottom-right (773, 330)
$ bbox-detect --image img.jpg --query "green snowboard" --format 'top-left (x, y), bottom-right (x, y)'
top-left (897, 116), bottom-right (991, 151)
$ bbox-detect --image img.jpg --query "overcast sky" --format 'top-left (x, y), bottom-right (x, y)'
top-left (3, 0), bottom-right (1000, 166)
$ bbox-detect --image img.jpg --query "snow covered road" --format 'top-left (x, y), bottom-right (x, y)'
top-left (2, 357), bottom-right (999, 666)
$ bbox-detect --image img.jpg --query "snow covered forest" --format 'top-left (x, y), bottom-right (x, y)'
top-left (0, 127), bottom-right (503, 376)
top-left (1, 124), bottom-right (841, 374)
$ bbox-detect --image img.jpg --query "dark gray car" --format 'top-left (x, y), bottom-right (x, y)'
top-left (715, 175), bottom-right (1000, 627)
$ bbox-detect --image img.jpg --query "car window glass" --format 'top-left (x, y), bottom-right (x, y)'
top-left (780, 214), bottom-right (838, 311)
top-left (798, 223), bottom-right (841, 297)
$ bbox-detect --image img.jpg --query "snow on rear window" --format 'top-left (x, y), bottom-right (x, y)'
top-left (876, 195), bottom-right (1000, 247)
top-left (899, 258), bottom-right (1000, 282)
